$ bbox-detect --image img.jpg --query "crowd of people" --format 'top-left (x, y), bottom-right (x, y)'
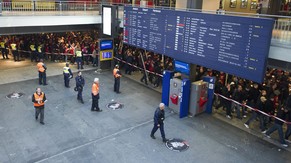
top-left (0, 30), bottom-right (100, 66)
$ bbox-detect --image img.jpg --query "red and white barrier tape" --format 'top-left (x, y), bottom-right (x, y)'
top-left (214, 93), bottom-right (291, 125)
top-left (16, 50), bottom-right (94, 56)
top-left (114, 57), bottom-right (163, 77)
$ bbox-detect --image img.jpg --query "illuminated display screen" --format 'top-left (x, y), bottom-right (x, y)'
top-left (123, 6), bottom-right (274, 83)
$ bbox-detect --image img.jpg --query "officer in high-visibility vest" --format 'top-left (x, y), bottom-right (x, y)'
top-left (113, 65), bottom-right (122, 93)
top-left (10, 42), bottom-right (20, 62)
top-left (37, 44), bottom-right (44, 61)
top-left (30, 42), bottom-right (36, 62)
top-left (91, 78), bottom-right (102, 112)
top-left (37, 59), bottom-right (47, 85)
top-left (32, 87), bottom-right (47, 125)
top-left (63, 63), bottom-right (73, 88)
top-left (0, 40), bottom-right (9, 59)
top-left (75, 44), bottom-right (83, 70)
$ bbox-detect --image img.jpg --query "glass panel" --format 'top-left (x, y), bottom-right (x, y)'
top-left (230, 0), bottom-right (237, 8)
top-left (241, 0), bottom-right (248, 8)
top-left (250, 0), bottom-right (258, 10)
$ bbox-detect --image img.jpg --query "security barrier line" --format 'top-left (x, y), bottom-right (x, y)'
top-left (113, 57), bottom-right (163, 77)
top-left (215, 93), bottom-right (291, 125)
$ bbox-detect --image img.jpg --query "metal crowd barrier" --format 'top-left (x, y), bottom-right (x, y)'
top-left (0, 1), bottom-right (101, 16)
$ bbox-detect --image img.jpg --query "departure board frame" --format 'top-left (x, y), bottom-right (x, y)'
top-left (123, 6), bottom-right (274, 83)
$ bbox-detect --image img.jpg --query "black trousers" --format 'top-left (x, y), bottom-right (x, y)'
top-left (39, 72), bottom-right (47, 85)
top-left (114, 78), bottom-right (120, 92)
top-left (35, 106), bottom-right (44, 123)
top-left (64, 74), bottom-right (70, 87)
top-left (12, 50), bottom-right (19, 61)
top-left (91, 93), bottom-right (100, 111)
top-left (77, 87), bottom-right (83, 101)
top-left (1, 48), bottom-right (8, 59)
top-left (151, 123), bottom-right (166, 140)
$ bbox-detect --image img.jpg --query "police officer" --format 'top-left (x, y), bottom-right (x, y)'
top-left (0, 39), bottom-right (9, 59)
top-left (63, 63), bottom-right (73, 88)
top-left (30, 42), bottom-right (37, 62)
top-left (32, 87), bottom-right (47, 125)
top-left (91, 78), bottom-right (102, 112)
top-left (75, 43), bottom-right (83, 70)
top-left (75, 71), bottom-right (85, 104)
top-left (37, 43), bottom-right (44, 61)
top-left (150, 103), bottom-right (168, 143)
top-left (10, 41), bottom-right (20, 62)
top-left (37, 59), bottom-right (47, 85)
top-left (113, 65), bottom-right (122, 93)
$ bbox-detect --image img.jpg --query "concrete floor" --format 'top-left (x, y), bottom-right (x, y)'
top-left (0, 60), bottom-right (291, 163)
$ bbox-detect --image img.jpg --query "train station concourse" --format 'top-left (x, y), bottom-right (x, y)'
top-left (0, 0), bottom-right (291, 162)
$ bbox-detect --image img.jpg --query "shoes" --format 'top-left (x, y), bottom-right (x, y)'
top-left (244, 123), bottom-right (249, 129)
top-left (43, 84), bottom-right (48, 86)
top-left (150, 135), bottom-right (156, 139)
top-left (285, 139), bottom-right (291, 143)
top-left (163, 139), bottom-right (169, 143)
top-left (40, 122), bottom-right (45, 125)
top-left (96, 109), bottom-right (103, 112)
top-left (91, 109), bottom-right (95, 111)
top-left (243, 115), bottom-right (247, 118)
top-left (264, 134), bottom-right (271, 139)
top-left (35, 116), bottom-right (38, 120)
top-left (226, 115), bottom-right (231, 119)
top-left (116, 92), bottom-right (121, 94)
top-left (281, 144), bottom-right (288, 148)
top-left (81, 100), bottom-right (84, 104)
top-left (261, 130), bottom-right (267, 134)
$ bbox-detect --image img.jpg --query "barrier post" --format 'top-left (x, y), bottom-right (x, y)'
top-left (203, 76), bottom-right (215, 114)
top-left (0, 2), bottom-right (2, 16)
top-left (161, 70), bottom-right (174, 106)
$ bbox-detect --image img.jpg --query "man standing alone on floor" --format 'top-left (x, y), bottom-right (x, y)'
top-left (75, 71), bottom-right (85, 104)
top-left (113, 65), bottom-right (122, 93)
top-left (150, 103), bottom-right (168, 143)
top-left (32, 88), bottom-right (47, 125)
top-left (91, 78), bottom-right (102, 112)
top-left (37, 59), bottom-right (47, 85)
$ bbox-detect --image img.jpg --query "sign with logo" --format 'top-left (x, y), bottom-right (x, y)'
top-left (174, 60), bottom-right (190, 75)
top-left (106, 102), bottom-right (123, 110)
top-left (165, 138), bottom-right (189, 152)
top-left (6, 92), bottom-right (24, 99)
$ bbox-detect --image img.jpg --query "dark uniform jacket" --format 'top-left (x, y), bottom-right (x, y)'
top-left (75, 75), bottom-right (85, 89)
top-left (154, 108), bottom-right (165, 125)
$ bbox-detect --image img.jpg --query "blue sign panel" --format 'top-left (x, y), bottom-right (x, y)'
top-left (100, 40), bottom-right (113, 50)
top-left (174, 60), bottom-right (190, 75)
top-left (123, 6), bottom-right (274, 83)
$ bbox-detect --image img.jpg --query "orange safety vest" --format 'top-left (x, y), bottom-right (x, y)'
top-left (34, 92), bottom-right (45, 107)
top-left (92, 83), bottom-right (99, 96)
top-left (113, 68), bottom-right (121, 78)
top-left (37, 62), bottom-right (45, 72)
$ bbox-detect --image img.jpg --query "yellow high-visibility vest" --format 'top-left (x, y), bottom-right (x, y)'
top-left (63, 67), bottom-right (70, 74)
top-left (0, 42), bottom-right (5, 48)
top-left (37, 45), bottom-right (42, 53)
top-left (76, 51), bottom-right (82, 57)
top-left (11, 43), bottom-right (17, 50)
top-left (30, 45), bottom-right (36, 51)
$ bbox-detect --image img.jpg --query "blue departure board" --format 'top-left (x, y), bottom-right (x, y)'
top-left (123, 6), bottom-right (274, 83)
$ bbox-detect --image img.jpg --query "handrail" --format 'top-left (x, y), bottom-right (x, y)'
top-left (0, 1), bottom-right (291, 45)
